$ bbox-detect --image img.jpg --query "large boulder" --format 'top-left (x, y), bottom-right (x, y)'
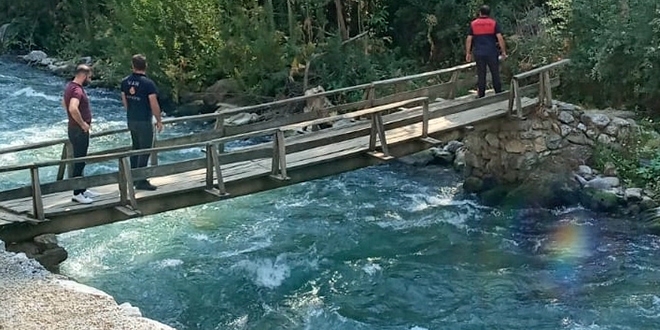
top-left (173, 100), bottom-right (206, 117)
top-left (579, 188), bottom-right (623, 212)
top-left (471, 154), bottom-right (583, 209)
top-left (581, 112), bottom-right (611, 129)
top-left (22, 50), bottom-right (48, 63)
top-left (499, 171), bottom-right (582, 209)
top-left (224, 112), bottom-right (259, 126)
top-left (5, 235), bottom-right (68, 273)
top-left (48, 62), bottom-right (75, 76)
top-left (203, 78), bottom-right (242, 108)
top-left (462, 176), bottom-right (484, 193)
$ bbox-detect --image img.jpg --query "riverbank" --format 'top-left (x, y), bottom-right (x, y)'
top-left (0, 239), bottom-right (175, 330)
top-left (402, 100), bottom-right (660, 232)
top-left (12, 50), bottom-right (290, 118)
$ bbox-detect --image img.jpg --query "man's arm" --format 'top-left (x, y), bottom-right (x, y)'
top-left (496, 33), bottom-right (507, 58)
top-left (68, 98), bottom-right (90, 132)
top-left (465, 35), bottom-right (473, 62)
top-left (148, 94), bottom-right (163, 132)
top-left (494, 23), bottom-right (507, 58)
top-left (120, 92), bottom-right (128, 110)
top-left (62, 99), bottom-right (67, 112)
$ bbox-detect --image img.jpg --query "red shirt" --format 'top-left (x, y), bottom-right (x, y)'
top-left (468, 16), bottom-right (502, 57)
top-left (64, 81), bottom-right (92, 128)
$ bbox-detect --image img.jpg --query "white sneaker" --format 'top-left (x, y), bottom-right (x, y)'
top-left (83, 190), bottom-right (100, 198)
top-left (72, 193), bottom-right (94, 204)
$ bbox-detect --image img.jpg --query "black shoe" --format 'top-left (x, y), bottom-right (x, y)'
top-left (135, 181), bottom-right (157, 191)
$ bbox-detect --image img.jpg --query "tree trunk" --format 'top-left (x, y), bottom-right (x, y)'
top-left (287, 0), bottom-right (296, 43)
top-left (264, 0), bottom-right (275, 31)
top-left (334, 0), bottom-right (349, 40)
top-left (81, 0), bottom-right (91, 40)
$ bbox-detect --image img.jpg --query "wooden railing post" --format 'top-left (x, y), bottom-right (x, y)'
top-left (150, 129), bottom-right (158, 166)
top-left (448, 70), bottom-right (460, 99)
top-left (311, 95), bottom-right (322, 132)
top-left (418, 97), bottom-right (441, 146)
top-left (422, 98), bottom-right (430, 138)
top-left (270, 130), bottom-right (289, 180)
top-left (205, 143), bottom-right (228, 196)
top-left (512, 78), bottom-right (523, 118)
top-left (65, 142), bottom-right (74, 179)
top-left (368, 112), bottom-right (389, 157)
top-left (364, 83), bottom-right (375, 108)
top-left (118, 157), bottom-right (137, 209)
top-left (214, 113), bottom-right (225, 153)
top-left (538, 72), bottom-right (546, 105)
top-left (507, 78), bottom-right (515, 114)
top-left (57, 141), bottom-right (73, 181)
top-left (542, 71), bottom-right (553, 106)
top-left (30, 166), bottom-right (45, 220)
top-left (205, 144), bottom-right (214, 190)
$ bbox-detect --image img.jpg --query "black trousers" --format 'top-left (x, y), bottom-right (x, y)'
top-left (67, 125), bottom-right (89, 195)
top-left (475, 54), bottom-right (502, 98)
top-left (128, 121), bottom-right (154, 183)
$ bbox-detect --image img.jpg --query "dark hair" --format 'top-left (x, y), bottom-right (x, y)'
top-left (75, 64), bottom-right (92, 76)
top-left (131, 54), bottom-right (147, 71)
top-left (479, 5), bottom-right (491, 16)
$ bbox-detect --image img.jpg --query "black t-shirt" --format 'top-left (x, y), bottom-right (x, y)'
top-left (121, 73), bottom-right (158, 122)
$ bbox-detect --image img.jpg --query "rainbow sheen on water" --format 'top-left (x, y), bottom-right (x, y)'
top-left (550, 222), bottom-right (592, 260)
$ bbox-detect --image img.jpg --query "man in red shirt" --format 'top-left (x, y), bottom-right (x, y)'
top-left (62, 65), bottom-right (98, 204)
top-left (465, 5), bottom-right (508, 98)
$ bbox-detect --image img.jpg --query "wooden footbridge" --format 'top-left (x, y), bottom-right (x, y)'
top-left (0, 59), bottom-right (569, 242)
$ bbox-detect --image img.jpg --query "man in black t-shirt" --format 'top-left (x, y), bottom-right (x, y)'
top-left (120, 54), bottom-right (163, 191)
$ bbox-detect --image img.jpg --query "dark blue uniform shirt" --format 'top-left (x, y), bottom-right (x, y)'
top-left (120, 73), bottom-right (158, 123)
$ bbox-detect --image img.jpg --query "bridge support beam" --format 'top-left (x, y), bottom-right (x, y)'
top-left (368, 113), bottom-right (393, 161)
top-left (56, 142), bottom-right (73, 181)
top-left (270, 130), bottom-right (290, 180)
top-left (30, 167), bottom-right (45, 221)
top-left (118, 157), bottom-right (138, 210)
top-left (205, 143), bottom-right (229, 197)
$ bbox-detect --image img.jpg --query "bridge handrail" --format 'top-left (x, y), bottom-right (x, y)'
top-left (512, 58), bottom-right (570, 80)
top-left (215, 63), bottom-right (476, 116)
top-left (0, 61), bottom-right (476, 157)
top-left (0, 128), bottom-right (276, 173)
top-left (508, 58), bottom-right (570, 118)
top-left (0, 97), bottom-right (430, 174)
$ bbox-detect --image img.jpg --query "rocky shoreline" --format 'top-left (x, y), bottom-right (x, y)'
top-left (401, 100), bottom-right (660, 233)
top-left (12, 50), bottom-right (288, 119)
top-left (0, 239), bottom-right (174, 330)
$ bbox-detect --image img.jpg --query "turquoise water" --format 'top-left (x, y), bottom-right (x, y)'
top-left (2, 57), bottom-right (660, 329)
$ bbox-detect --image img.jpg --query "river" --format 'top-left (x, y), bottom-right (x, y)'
top-left (1, 57), bottom-right (660, 330)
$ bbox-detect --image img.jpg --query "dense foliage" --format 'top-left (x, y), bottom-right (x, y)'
top-left (593, 119), bottom-right (660, 195)
top-left (565, 0), bottom-right (660, 113)
top-left (0, 0), bottom-right (659, 115)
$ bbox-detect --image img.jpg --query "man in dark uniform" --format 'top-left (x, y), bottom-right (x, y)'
top-left (63, 64), bottom-right (98, 204)
top-left (465, 5), bottom-right (508, 98)
top-left (120, 54), bottom-right (163, 191)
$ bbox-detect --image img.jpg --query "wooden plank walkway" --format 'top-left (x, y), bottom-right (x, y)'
top-left (0, 59), bottom-right (569, 242)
